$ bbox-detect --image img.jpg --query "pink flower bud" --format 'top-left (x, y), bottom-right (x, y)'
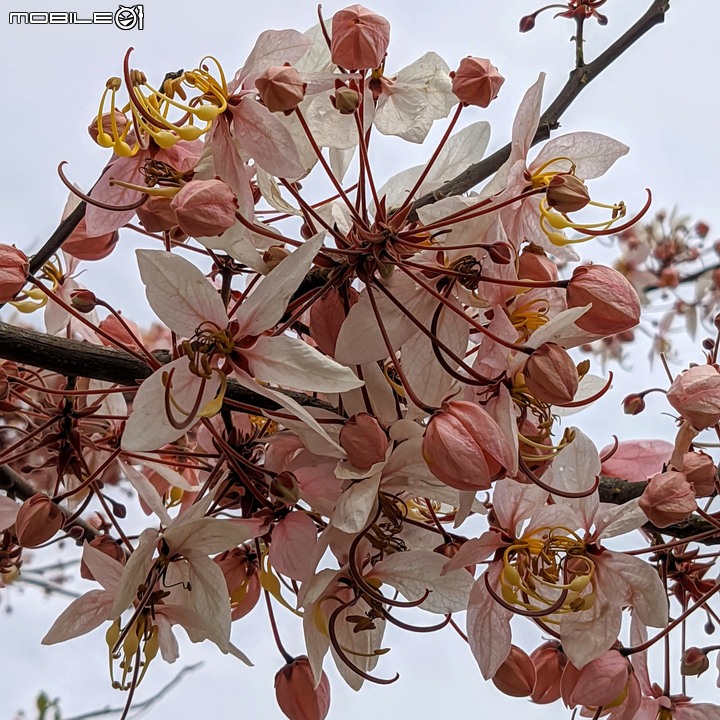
top-left (519, 14), bottom-right (536, 32)
top-left (451, 57), bottom-right (505, 108)
top-left (639, 470), bottom-right (697, 528)
top-left (331, 4), bottom-right (390, 70)
top-left (136, 196), bottom-right (179, 233)
top-left (63, 218), bottom-right (119, 261)
top-left (0, 244), bottom-right (28, 303)
top-left (518, 246), bottom-right (558, 282)
top-left (561, 650), bottom-right (630, 709)
top-left (80, 536), bottom-right (126, 581)
top-left (422, 401), bottom-right (514, 491)
top-left (309, 286), bottom-right (358, 356)
top-left (681, 451), bottom-right (716, 497)
top-left (530, 641), bottom-right (566, 704)
top-left (523, 343), bottom-right (578, 406)
top-left (215, 546), bottom-right (261, 620)
top-left (695, 221), bottom-right (710, 238)
top-left (681, 647), bottom-right (710, 677)
top-left (256, 65), bottom-right (307, 113)
top-left (545, 174), bottom-right (591, 214)
top-left (170, 179), bottom-right (238, 238)
top-left (14, 494), bottom-right (65, 548)
top-left (658, 266), bottom-right (680, 288)
top-left (492, 645), bottom-right (537, 697)
top-left (274, 656), bottom-right (331, 720)
top-left (667, 364), bottom-right (720, 430)
top-left (566, 265), bottom-right (640, 336)
top-left (339, 413), bottom-right (388, 469)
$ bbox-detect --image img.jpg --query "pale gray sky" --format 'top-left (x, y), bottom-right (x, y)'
top-left (1, 1), bottom-right (719, 718)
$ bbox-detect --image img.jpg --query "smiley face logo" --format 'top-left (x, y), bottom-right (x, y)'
top-left (114, 5), bottom-right (143, 30)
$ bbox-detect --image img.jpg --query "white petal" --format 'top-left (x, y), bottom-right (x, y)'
top-left (531, 132), bottom-right (629, 180)
top-left (137, 250), bottom-right (228, 338)
top-left (246, 335), bottom-right (363, 393)
top-left (119, 459), bottom-right (172, 525)
top-left (42, 590), bottom-right (112, 644)
top-left (235, 232), bottom-right (326, 336)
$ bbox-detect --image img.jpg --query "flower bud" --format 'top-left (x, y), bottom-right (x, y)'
top-left (270, 471), bottom-right (300, 505)
top-left (64, 219), bottom-right (119, 261)
top-left (530, 641), bottom-right (566, 704)
top-left (523, 343), bottom-right (578, 406)
top-left (215, 547), bottom-right (261, 620)
top-left (274, 656), bottom-right (331, 720)
top-left (14, 494), bottom-right (65, 548)
top-left (695, 221), bottom-right (710, 238)
top-left (545, 174), bottom-right (591, 214)
top-left (492, 645), bottom-right (536, 697)
top-left (487, 243), bottom-right (512, 265)
top-left (451, 57), bottom-right (505, 108)
top-left (331, 4), bottom-right (390, 70)
top-left (339, 413), bottom-right (388, 469)
top-left (263, 246), bottom-right (290, 271)
top-left (70, 289), bottom-right (98, 313)
top-left (639, 470), bottom-right (697, 528)
top-left (566, 265), bottom-right (640, 336)
top-left (681, 646), bottom-right (710, 677)
top-left (667, 364), bottom-right (720, 430)
top-left (256, 65), bottom-right (307, 113)
top-left (170, 179), bottom-right (238, 238)
top-left (332, 86), bottom-right (361, 114)
top-left (80, 536), bottom-right (126, 580)
top-left (681, 451), bottom-right (716, 497)
top-left (0, 245), bottom-right (28, 303)
top-left (422, 401), bottom-right (514, 491)
top-left (136, 196), bottom-right (179, 233)
top-left (519, 14), bottom-right (536, 32)
top-left (518, 246), bottom-right (558, 282)
top-left (658, 266), bottom-right (680, 288)
top-left (561, 650), bottom-right (630, 709)
top-left (623, 392), bottom-right (646, 415)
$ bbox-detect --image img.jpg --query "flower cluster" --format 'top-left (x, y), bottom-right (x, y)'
top-left (1, 4), bottom-right (720, 720)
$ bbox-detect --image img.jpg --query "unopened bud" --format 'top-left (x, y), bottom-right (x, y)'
top-left (623, 392), bottom-right (646, 415)
top-left (263, 246), bottom-right (290, 271)
top-left (519, 14), bottom-right (536, 32)
top-left (70, 289), bottom-right (98, 313)
top-left (492, 645), bottom-right (536, 698)
top-left (451, 57), bottom-right (505, 108)
top-left (274, 656), bottom-right (331, 720)
top-left (523, 343), bottom-right (578, 406)
top-left (332, 86), bottom-right (360, 114)
top-left (545, 174), bottom-right (591, 214)
top-left (339, 413), bottom-right (388, 469)
top-left (80, 536), bottom-right (126, 580)
top-left (256, 65), bottom-right (307, 114)
top-left (680, 647), bottom-right (709, 677)
top-left (15, 494), bottom-right (65, 548)
top-left (486, 243), bottom-right (512, 265)
top-left (639, 470), bottom-right (697, 528)
top-left (270, 471), bottom-right (300, 505)
top-left (331, 4), bottom-right (390, 70)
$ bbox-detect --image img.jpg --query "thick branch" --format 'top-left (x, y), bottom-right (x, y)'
top-left (0, 321), bottom-right (334, 413)
top-left (411, 0), bottom-right (670, 213)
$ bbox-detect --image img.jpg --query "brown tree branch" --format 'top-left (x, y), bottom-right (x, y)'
top-left (0, 321), bottom-right (334, 413)
top-left (410, 0), bottom-right (670, 214)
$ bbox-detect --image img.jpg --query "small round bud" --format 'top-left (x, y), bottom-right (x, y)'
top-left (331, 4), bottom-right (390, 70)
top-left (523, 343), bottom-right (579, 406)
top-left (492, 645), bottom-right (536, 698)
top-left (339, 413), bottom-right (388, 469)
top-left (680, 647), bottom-right (710, 677)
top-left (639, 470), bottom-right (697, 528)
top-left (70, 289), bottom-right (98, 313)
top-left (451, 57), bottom-right (505, 108)
top-left (332, 86), bottom-right (361, 114)
top-left (545, 174), bottom-right (591, 214)
top-left (170, 179), bottom-right (238, 238)
top-left (623, 392), bottom-right (646, 415)
top-left (274, 656), bottom-right (331, 720)
top-left (15, 494), bottom-right (65, 548)
top-left (0, 245), bottom-right (29, 303)
top-left (256, 65), bottom-right (307, 113)
top-left (519, 14), bottom-right (536, 32)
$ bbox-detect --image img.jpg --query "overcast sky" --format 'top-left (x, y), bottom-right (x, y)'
top-left (1, 1), bottom-right (720, 718)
